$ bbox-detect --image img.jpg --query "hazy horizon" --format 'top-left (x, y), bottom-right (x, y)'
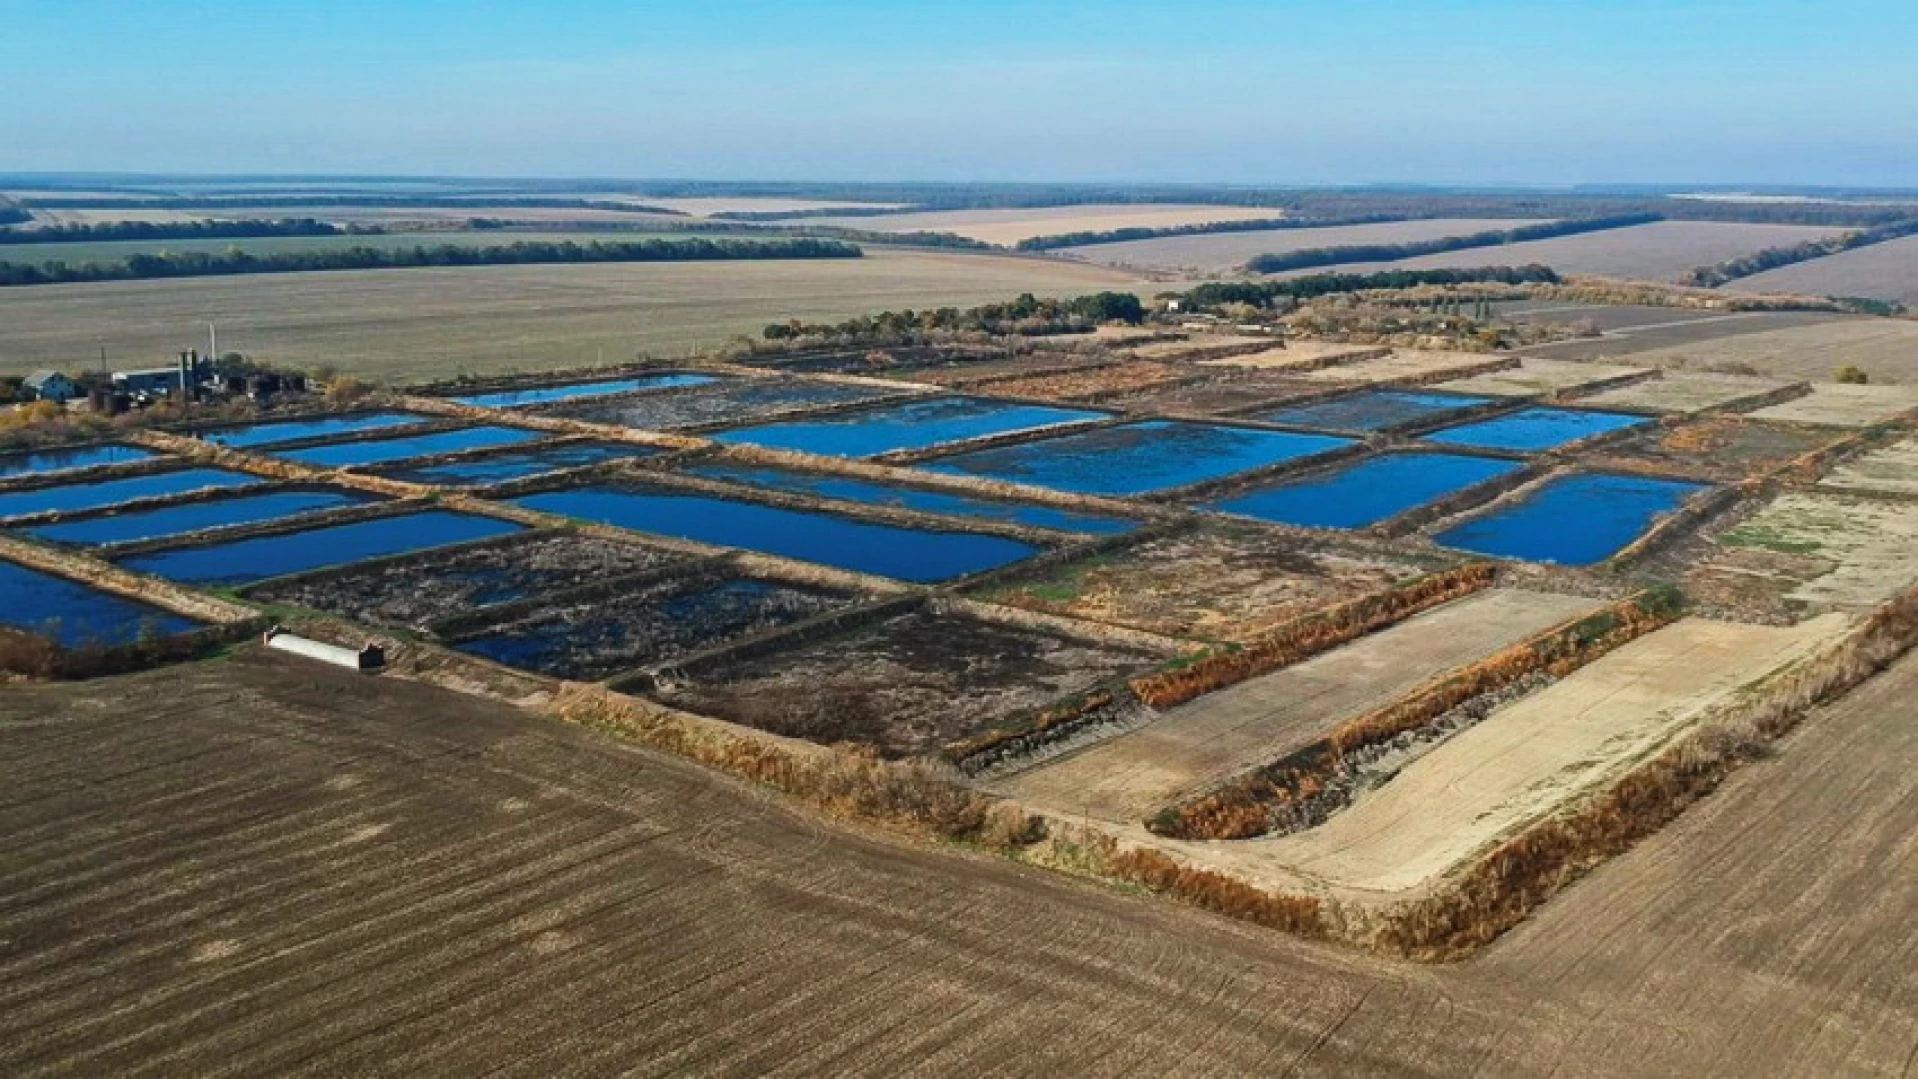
top-left (4, 0), bottom-right (1912, 188)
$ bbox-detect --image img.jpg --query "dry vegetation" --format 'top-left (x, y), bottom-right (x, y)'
top-left (800, 203), bottom-right (1284, 245)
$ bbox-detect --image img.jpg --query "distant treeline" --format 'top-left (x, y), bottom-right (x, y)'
top-left (0, 202), bottom-right (28, 227)
top-left (0, 237), bottom-right (861, 287)
top-left (1680, 216), bottom-right (1918, 287)
top-left (1176, 266), bottom-right (1562, 311)
top-left (0, 218), bottom-right (373, 244)
top-left (1014, 213), bottom-right (1411, 251)
top-left (16, 195), bottom-right (685, 215)
top-left (764, 290), bottom-right (1145, 343)
top-left (1243, 214), bottom-right (1660, 274)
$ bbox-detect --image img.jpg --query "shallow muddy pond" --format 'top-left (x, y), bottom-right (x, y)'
top-left (378, 442), bottom-right (665, 486)
top-left (1423, 407), bottom-right (1646, 453)
top-left (1435, 473), bottom-right (1706, 565)
top-left (449, 374), bottom-right (718, 409)
top-left (0, 560), bottom-right (202, 646)
top-left (1256, 390), bottom-right (1492, 432)
top-left (1209, 453), bottom-right (1523, 530)
top-left (0, 443), bottom-right (159, 479)
top-left (557, 378), bottom-right (902, 432)
top-left (683, 462), bottom-right (1137, 535)
top-left (513, 485), bottom-right (1041, 582)
top-left (712, 395), bottom-right (1106, 458)
top-left (196, 412), bottom-right (427, 449)
top-left (27, 489), bottom-right (374, 546)
top-left (276, 426), bottom-right (543, 469)
top-left (0, 467), bottom-right (263, 520)
top-left (921, 420), bottom-right (1353, 497)
top-left (119, 510), bottom-right (524, 586)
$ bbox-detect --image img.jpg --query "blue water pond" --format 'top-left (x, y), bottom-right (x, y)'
top-left (199, 412), bottom-right (426, 449)
top-left (27, 489), bottom-right (374, 547)
top-left (1435, 473), bottom-right (1707, 565)
top-left (1423, 407), bottom-right (1646, 453)
top-left (0, 444), bottom-right (159, 479)
top-left (922, 420), bottom-right (1354, 497)
top-left (119, 510), bottom-right (524, 586)
top-left (0, 467), bottom-right (263, 520)
top-left (514, 485), bottom-right (1040, 582)
top-left (712, 395), bottom-right (1106, 458)
top-left (379, 442), bottom-right (666, 486)
top-left (684, 462), bottom-right (1137, 535)
top-left (276, 426), bottom-right (543, 469)
top-left (0, 559), bottom-right (202, 646)
top-left (449, 373), bottom-right (718, 409)
top-left (1210, 453), bottom-right (1524, 530)
top-left (1256, 390), bottom-right (1492, 432)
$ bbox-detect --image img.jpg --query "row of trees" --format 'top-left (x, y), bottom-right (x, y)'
top-left (1679, 216), bottom-right (1918, 287)
top-left (763, 290), bottom-right (1144, 344)
top-left (0, 237), bottom-right (862, 287)
top-left (1175, 265), bottom-right (1561, 311)
top-left (0, 217), bottom-right (370, 244)
top-left (0, 201), bottom-right (28, 227)
top-left (1244, 214), bottom-right (1660, 274)
top-left (15, 194), bottom-right (683, 215)
top-left (1014, 215), bottom-right (1361, 251)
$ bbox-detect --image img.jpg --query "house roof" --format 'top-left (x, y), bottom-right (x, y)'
top-left (23, 370), bottom-right (68, 387)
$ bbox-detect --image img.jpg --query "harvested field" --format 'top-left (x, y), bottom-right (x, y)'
top-left (1743, 382), bottom-right (1918, 427)
top-left (1725, 233), bottom-right (1918, 305)
top-left (994, 589), bottom-right (1600, 824)
top-left (1493, 300), bottom-right (1735, 333)
top-left (246, 532), bottom-right (689, 630)
top-left (1598, 416), bottom-right (1843, 481)
top-left (801, 204), bottom-right (1284, 245)
top-left (553, 376), bottom-right (905, 431)
top-left (1289, 349), bottom-right (1512, 385)
top-left (1522, 313), bottom-right (1918, 384)
top-left (969, 360), bottom-right (1193, 401)
top-left (1818, 436), bottom-right (1918, 497)
top-left (1291, 221), bottom-right (1841, 282)
top-left (0, 230), bottom-right (704, 267)
top-left (641, 197), bottom-right (904, 216)
top-left (1711, 492), bottom-right (1918, 609)
top-left (975, 527), bottom-right (1430, 642)
top-left (1434, 357), bottom-right (1650, 397)
top-left (1265, 614), bottom-right (1848, 893)
top-left (453, 574), bottom-right (856, 682)
top-left (0, 249), bottom-right (1152, 383)
top-left (1059, 218), bottom-right (1549, 272)
top-left (1193, 340), bottom-right (1382, 371)
top-left (1123, 334), bottom-right (1276, 360)
top-left (650, 606), bottom-right (1167, 757)
top-left (1575, 369), bottom-right (1798, 413)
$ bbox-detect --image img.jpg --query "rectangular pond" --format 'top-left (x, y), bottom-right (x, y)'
top-left (1208, 453), bottom-right (1525, 530)
top-left (26, 489), bottom-right (376, 547)
top-left (1435, 473), bottom-right (1707, 565)
top-left (683, 462), bottom-right (1138, 536)
top-left (0, 560), bottom-right (202, 646)
top-left (448, 373), bottom-right (718, 409)
top-left (195, 412), bottom-right (427, 449)
top-left (555, 378), bottom-right (903, 432)
top-left (451, 576), bottom-right (852, 681)
top-left (711, 396), bottom-right (1107, 458)
top-left (275, 426), bottom-right (543, 469)
top-left (1255, 389), bottom-right (1493, 432)
top-left (920, 420), bottom-right (1355, 497)
top-left (376, 442), bottom-right (667, 487)
top-left (1423, 407), bottom-right (1647, 453)
top-left (0, 444), bottom-right (159, 480)
top-left (513, 485), bottom-right (1041, 582)
top-left (0, 467), bottom-right (264, 521)
top-left (118, 510), bottom-right (525, 587)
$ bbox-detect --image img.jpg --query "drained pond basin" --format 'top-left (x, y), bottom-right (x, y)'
top-left (0, 443), bottom-right (159, 479)
top-left (1423, 407), bottom-right (1646, 453)
top-left (449, 373), bottom-right (718, 409)
top-left (0, 560), bottom-right (202, 646)
top-left (513, 485), bottom-right (1041, 582)
top-left (377, 442), bottom-right (666, 487)
top-left (556, 378), bottom-right (903, 432)
top-left (194, 412), bottom-right (427, 449)
top-left (275, 426), bottom-right (543, 469)
top-left (26, 488), bottom-right (375, 546)
top-left (711, 396), bottom-right (1107, 458)
top-left (0, 467), bottom-right (264, 520)
top-left (922, 420), bottom-right (1353, 497)
top-left (683, 462), bottom-right (1137, 535)
top-left (1209, 453), bottom-right (1523, 530)
top-left (1255, 389), bottom-right (1492, 432)
top-left (1435, 473), bottom-right (1707, 565)
top-left (118, 510), bottom-right (525, 586)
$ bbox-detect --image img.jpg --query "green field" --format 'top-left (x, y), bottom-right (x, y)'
top-left (0, 229), bottom-right (751, 267)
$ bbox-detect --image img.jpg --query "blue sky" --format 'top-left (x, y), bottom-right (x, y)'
top-left (2, 0), bottom-right (1911, 185)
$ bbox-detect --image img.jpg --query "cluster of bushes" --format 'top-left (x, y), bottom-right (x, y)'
top-left (1152, 586), bottom-right (1684, 841)
top-left (1244, 214), bottom-right (1661, 274)
top-left (763, 290), bottom-right (1143, 345)
top-left (0, 218), bottom-right (367, 244)
top-left (0, 237), bottom-right (862, 287)
top-left (1679, 216), bottom-right (1918, 287)
top-left (1173, 265), bottom-right (1561, 312)
top-left (0, 621), bottom-right (242, 680)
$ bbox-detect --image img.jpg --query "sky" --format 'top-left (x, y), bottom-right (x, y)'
top-left (2, 0), bottom-right (1912, 187)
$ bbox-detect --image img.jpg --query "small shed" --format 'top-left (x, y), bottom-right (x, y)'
top-left (22, 370), bottom-right (77, 403)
